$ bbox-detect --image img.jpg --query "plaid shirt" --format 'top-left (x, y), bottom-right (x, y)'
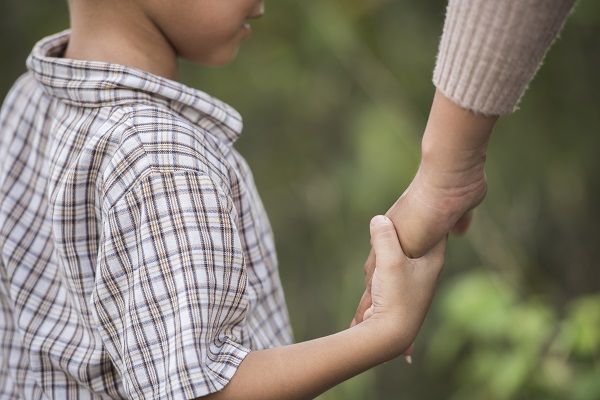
top-left (0, 31), bottom-right (292, 399)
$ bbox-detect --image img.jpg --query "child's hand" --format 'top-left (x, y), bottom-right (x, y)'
top-left (351, 164), bottom-right (481, 328)
top-left (361, 215), bottom-right (446, 351)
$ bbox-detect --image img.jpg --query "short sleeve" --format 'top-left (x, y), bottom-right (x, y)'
top-left (93, 170), bottom-right (250, 399)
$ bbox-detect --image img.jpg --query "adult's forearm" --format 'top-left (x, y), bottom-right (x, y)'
top-left (385, 91), bottom-right (496, 259)
top-left (202, 319), bottom-right (405, 400)
top-left (420, 90), bottom-right (496, 185)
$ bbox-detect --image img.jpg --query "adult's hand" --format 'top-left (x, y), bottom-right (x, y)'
top-left (352, 91), bottom-right (497, 327)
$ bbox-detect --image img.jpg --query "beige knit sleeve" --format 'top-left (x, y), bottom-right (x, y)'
top-left (433, 0), bottom-right (577, 116)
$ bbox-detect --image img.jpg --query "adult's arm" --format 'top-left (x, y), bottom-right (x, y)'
top-left (352, 0), bottom-right (577, 327)
top-left (399, 0), bottom-right (578, 258)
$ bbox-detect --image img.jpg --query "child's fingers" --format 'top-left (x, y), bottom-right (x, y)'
top-left (370, 215), bottom-right (404, 271)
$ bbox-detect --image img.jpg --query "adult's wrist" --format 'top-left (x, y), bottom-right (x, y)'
top-left (419, 90), bottom-right (495, 188)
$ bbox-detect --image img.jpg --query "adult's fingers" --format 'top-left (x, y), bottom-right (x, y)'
top-left (450, 209), bottom-right (474, 235)
top-left (352, 248), bottom-right (375, 326)
top-left (351, 287), bottom-right (372, 327)
top-left (418, 236), bottom-right (447, 277)
top-left (362, 305), bottom-right (374, 321)
top-left (363, 248), bottom-right (375, 287)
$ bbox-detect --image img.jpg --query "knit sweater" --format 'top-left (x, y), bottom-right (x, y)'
top-left (434, 0), bottom-right (577, 116)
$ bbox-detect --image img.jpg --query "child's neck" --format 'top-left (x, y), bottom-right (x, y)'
top-left (65, 1), bottom-right (179, 81)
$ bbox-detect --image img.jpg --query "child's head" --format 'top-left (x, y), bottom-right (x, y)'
top-left (67, 0), bottom-right (264, 67)
top-left (140, 0), bottom-right (264, 65)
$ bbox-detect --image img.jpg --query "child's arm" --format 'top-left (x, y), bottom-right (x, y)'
top-left (203, 216), bottom-right (446, 400)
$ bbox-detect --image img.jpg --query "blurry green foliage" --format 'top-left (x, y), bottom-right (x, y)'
top-left (429, 272), bottom-right (600, 399)
top-left (1, 0), bottom-right (599, 399)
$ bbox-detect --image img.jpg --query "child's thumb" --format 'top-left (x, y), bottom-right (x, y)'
top-left (370, 215), bottom-right (404, 271)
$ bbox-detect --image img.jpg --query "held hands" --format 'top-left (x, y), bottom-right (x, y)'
top-left (389, 89), bottom-right (493, 260)
top-left (352, 91), bottom-right (495, 326)
top-left (201, 216), bottom-right (445, 400)
top-left (352, 152), bottom-right (487, 327)
top-left (363, 215), bottom-right (445, 354)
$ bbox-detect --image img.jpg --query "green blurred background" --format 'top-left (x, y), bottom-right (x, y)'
top-left (2, 0), bottom-right (599, 399)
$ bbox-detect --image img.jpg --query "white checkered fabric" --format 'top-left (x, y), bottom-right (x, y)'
top-left (0, 31), bottom-right (292, 399)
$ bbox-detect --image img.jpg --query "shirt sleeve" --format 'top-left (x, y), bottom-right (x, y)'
top-left (93, 169), bottom-right (250, 399)
top-left (433, 0), bottom-right (577, 116)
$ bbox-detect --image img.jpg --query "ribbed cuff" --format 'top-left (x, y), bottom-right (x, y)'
top-left (433, 0), bottom-right (576, 116)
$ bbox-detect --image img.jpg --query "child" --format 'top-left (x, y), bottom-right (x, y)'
top-left (0, 0), bottom-right (446, 398)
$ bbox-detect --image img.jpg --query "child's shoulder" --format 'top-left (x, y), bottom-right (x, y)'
top-left (97, 102), bottom-right (237, 205)
top-left (18, 31), bottom-right (242, 206)
top-left (0, 72), bottom-right (42, 141)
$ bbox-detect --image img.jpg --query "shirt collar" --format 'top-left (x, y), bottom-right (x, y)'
top-left (26, 30), bottom-right (243, 145)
